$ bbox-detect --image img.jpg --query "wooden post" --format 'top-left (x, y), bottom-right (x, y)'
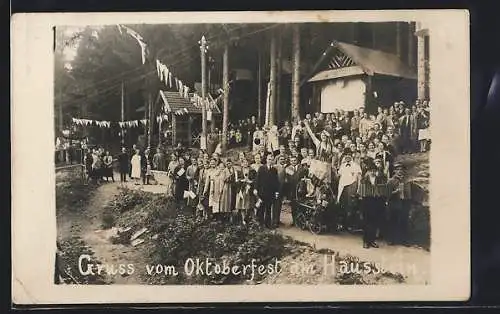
top-left (396, 22), bottom-right (402, 59)
top-left (257, 49), bottom-right (262, 125)
top-left (268, 30), bottom-right (277, 126)
top-left (121, 81), bottom-right (125, 146)
top-left (416, 23), bottom-right (428, 101)
top-left (291, 24), bottom-right (301, 122)
top-left (222, 43), bottom-right (229, 152)
top-left (188, 116), bottom-right (193, 146)
top-left (408, 22), bottom-right (415, 68)
top-left (143, 92), bottom-right (148, 139)
top-left (147, 92), bottom-right (153, 148)
top-left (200, 36), bottom-right (208, 150)
top-left (172, 113), bottom-right (177, 146)
top-left (158, 116), bottom-right (162, 148)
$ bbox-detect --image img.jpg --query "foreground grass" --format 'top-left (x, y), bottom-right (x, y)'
top-left (102, 188), bottom-right (407, 285)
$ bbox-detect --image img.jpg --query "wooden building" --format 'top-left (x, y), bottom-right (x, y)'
top-left (307, 41), bottom-right (417, 114)
top-left (156, 90), bottom-right (221, 146)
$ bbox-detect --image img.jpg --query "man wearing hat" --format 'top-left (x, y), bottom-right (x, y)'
top-left (386, 162), bottom-right (412, 246)
top-left (357, 158), bottom-right (387, 248)
top-left (398, 108), bottom-right (418, 154)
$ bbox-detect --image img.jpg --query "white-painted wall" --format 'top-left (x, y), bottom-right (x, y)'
top-left (320, 77), bottom-right (366, 113)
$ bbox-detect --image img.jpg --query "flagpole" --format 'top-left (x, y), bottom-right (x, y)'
top-left (121, 80), bottom-right (125, 147)
top-left (199, 36), bottom-right (208, 151)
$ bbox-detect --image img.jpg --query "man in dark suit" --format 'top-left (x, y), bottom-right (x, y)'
top-left (398, 108), bottom-right (417, 154)
top-left (254, 154), bottom-right (280, 228)
top-left (285, 155), bottom-right (307, 226)
top-left (274, 155), bottom-right (287, 228)
top-left (118, 147), bottom-right (129, 183)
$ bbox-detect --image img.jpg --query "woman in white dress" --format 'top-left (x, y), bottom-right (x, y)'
top-left (203, 160), bottom-right (225, 218)
top-left (130, 149), bottom-right (142, 181)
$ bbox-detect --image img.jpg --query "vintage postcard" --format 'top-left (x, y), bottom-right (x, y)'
top-left (11, 10), bottom-right (470, 304)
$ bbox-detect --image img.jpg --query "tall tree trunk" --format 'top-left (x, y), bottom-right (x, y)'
top-left (268, 30), bottom-right (277, 126)
top-left (276, 27), bottom-right (282, 124)
top-left (291, 24), bottom-right (301, 122)
top-left (257, 49), bottom-right (262, 125)
top-left (222, 44), bottom-right (229, 152)
top-left (416, 23), bottom-right (427, 101)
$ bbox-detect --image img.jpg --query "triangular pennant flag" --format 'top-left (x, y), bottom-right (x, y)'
top-left (163, 67), bottom-right (169, 85)
top-left (158, 63), bottom-right (164, 82)
top-left (178, 81), bottom-right (183, 96)
top-left (138, 40), bottom-right (148, 65)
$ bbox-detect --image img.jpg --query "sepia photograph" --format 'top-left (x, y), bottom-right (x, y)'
top-left (12, 10), bottom-right (469, 304)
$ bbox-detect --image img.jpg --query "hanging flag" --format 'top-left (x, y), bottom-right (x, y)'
top-left (119, 24), bottom-right (148, 64)
top-left (168, 72), bottom-right (173, 88)
top-left (158, 63), bottom-right (164, 82)
top-left (163, 67), bottom-right (169, 85)
top-left (156, 60), bottom-right (161, 77)
top-left (207, 109), bottom-right (212, 121)
top-left (184, 86), bottom-right (189, 99)
top-left (175, 77), bottom-right (179, 90)
top-left (178, 81), bottom-right (184, 96)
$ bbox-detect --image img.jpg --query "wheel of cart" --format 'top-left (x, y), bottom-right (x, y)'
top-left (294, 176), bottom-right (336, 235)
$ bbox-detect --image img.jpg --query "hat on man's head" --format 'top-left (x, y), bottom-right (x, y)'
top-left (365, 160), bottom-right (377, 170)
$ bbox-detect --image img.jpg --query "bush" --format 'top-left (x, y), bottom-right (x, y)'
top-left (57, 236), bottom-right (109, 285)
top-left (146, 215), bottom-right (293, 285)
top-left (56, 170), bottom-right (95, 214)
top-left (409, 204), bottom-right (430, 250)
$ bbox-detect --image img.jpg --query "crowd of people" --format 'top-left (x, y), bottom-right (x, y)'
top-left (76, 99), bottom-right (430, 249)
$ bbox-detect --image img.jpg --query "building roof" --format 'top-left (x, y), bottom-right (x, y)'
top-left (308, 41), bottom-right (417, 82)
top-left (157, 90), bottom-right (221, 115)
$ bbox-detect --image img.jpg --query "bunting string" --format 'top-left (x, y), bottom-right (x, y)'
top-left (72, 117), bottom-right (153, 129)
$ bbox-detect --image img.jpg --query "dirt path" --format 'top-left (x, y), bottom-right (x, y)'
top-left (57, 171), bottom-right (429, 285)
top-left (58, 178), bottom-right (151, 284)
top-left (277, 207), bottom-right (430, 284)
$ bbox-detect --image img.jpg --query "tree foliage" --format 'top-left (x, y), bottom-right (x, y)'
top-left (55, 22), bottom-right (352, 141)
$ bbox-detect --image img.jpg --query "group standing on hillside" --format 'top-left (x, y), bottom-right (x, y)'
top-left (77, 99), bottom-right (430, 249)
